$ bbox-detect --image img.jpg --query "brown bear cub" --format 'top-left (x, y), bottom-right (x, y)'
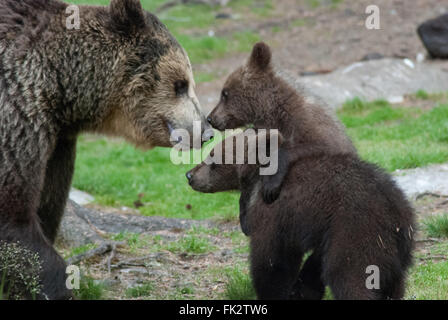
top-left (187, 133), bottom-right (415, 300)
top-left (207, 42), bottom-right (356, 204)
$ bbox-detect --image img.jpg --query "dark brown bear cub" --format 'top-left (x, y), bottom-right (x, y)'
top-left (207, 42), bottom-right (356, 204)
top-left (187, 134), bottom-right (415, 300)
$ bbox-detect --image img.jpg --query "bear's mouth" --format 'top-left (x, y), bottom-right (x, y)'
top-left (165, 119), bottom-right (214, 149)
top-left (165, 120), bottom-right (183, 146)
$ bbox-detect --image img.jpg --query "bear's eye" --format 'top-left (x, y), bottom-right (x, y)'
top-left (210, 163), bottom-right (217, 170)
top-left (174, 80), bottom-right (189, 96)
top-left (221, 89), bottom-right (229, 100)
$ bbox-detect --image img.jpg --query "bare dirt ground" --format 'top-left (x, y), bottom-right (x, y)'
top-left (63, 0), bottom-right (448, 299)
top-left (195, 0), bottom-right (447, 112)
top-left (66, 193), bottom-right (448, 300)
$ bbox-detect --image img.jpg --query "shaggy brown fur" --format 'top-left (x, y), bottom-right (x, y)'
top-left (0, 0), bottom-right (210, 299)
top-left (207, 42), bottom-right (356, 204)
top-left (187, 135), bottom-right (415, 300)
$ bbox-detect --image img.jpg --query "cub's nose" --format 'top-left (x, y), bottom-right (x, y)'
top-left (186, 171), bottom-right (193, 182)
top-left (202, 128), bottom-right (214, 143)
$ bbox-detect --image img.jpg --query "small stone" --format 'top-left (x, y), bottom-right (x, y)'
top-left (69, 188), bottom-right (94, 205)
top-left (215, 13), bottom-right (232, 19)
top-left (387, 96), bottom-right (404, 104)
top-left (416, 53), bottom-right (425, 63)
top-left (361, 53), bottom-right (384, 61)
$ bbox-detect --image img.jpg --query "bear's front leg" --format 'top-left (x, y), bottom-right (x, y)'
top-left (0, 182), bottom-right (73, 300)
top-left (290, 251), bottom-right (325, 300)
top-left (261, 143), bottom-right (338, 204)
top-left (0, 130), bottom-right (72, 299)
top-left (250, 235), bottom-right (303, 300)
top-left (38, 136), bottom-right (77, 243)
top-left (261, 147), bottom-right (289, 204)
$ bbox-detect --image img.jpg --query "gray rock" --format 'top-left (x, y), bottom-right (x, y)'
top-left (69, 188), bottom-right (94, 205)
top-left (58, 200), bottom-right (103, 247)
top-left (295, 59), bottom-right (448, 109)
top-left (58, 200), bottom-right (213, 247)
top-left (75, 205), bottom-right (212, 234)
top-left (393, 163), bottom-right (448, 199)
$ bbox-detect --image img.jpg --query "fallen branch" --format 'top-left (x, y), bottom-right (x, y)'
top-left (67, 241), bottom-right (124, 265)
top-left (416, 238), bottom-right (442, 243)
top-left (106, 242), bottom-right (119, 274)
top-left (110, 253), bottom-right (168, 269)
top-left (419, 255), bottom-right (447, 261)
top-left (416, 192), bottom-right (448, 200)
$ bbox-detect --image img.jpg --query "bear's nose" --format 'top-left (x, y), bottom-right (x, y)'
top-left (202, 128), bottom-right (214, 143)
top-left (186, 171), bottom-right (192, 182)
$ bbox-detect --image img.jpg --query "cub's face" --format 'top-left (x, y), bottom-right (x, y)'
top-left (186, 130), bottom-right (281, 192)
top-left (186, 161), bottom-right (239, 193)
top-left (100, 0), bottom-right (211, 150)
top-left (186, 137), bottom-right (240, 193)
top-left (207, 42), bottom-right (274, 131)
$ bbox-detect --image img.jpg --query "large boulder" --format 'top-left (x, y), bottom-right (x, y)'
top-left (418, 14), bottom-right (448, 59)
top-left (294, 58), bottom-right (448, 109)
top-left (58, 200), bottom-right (213, 247)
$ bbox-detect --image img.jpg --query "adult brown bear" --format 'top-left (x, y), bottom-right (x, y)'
top-left (0, 0), bottom-right (210, 299)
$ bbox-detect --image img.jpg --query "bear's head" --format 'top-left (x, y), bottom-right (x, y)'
top-left (98, 0), bottom-right (212, 150)
top-left (186, 135), bottom-right (241, 193)
top-left (207, 42), bottom-right (277, 131)
top-left (186, 130), bottom-right (283, 193)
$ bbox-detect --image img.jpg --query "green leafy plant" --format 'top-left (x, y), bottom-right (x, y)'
top-left (0, 241), bottom-right (42, 300)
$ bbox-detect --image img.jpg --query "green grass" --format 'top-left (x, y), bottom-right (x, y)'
top-left (64, 243), bottom-right (97, 260)
top-left (423, 214), bottom-right (448, 238)
top-left (74, 276), bottom-right (106, 300)
top-left (166, 235), bottom-right (215, 254)
top-left (194, 71), bottom-right (219, 84)
top-left (406, 260), bottom-right (448, 300)
top-left (73, 96), bottom-right (448, 220)
top-left (338, 98), bottom-right (448, 171)
top-left (415, 89), bottom-right (430, 100)
top-left (67, 0), bottom-right (271, 64)
top-left (73, 135), bottom-right (239, 220)
top-left (125, 282), bottom-right (154, 298)
top-left (307, 0), bottom-right (343, 9)
top-left (223, 266), bottom-right (256, 300)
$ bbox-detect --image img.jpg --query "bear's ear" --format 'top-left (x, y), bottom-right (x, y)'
top-left (110, 0), bottom-right (146, 34)
top-left (248, 42), bottom-right (272, 71)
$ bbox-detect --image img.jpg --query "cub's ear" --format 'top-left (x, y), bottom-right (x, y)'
top-left (110, 0), bottom-right (146, 34)
top-left (248, 42), bottom-right (272, 71)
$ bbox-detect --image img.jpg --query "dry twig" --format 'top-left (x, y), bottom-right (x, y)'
top-left (66, 241), bottom-right (125, 265)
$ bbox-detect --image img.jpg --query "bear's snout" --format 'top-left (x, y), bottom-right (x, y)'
top-left (186, 171), bottom-right (193, 183)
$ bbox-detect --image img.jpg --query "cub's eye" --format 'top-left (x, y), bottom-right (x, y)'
top-left (174, 80), bottom-right (188, 96)
top-left (221, 89), bottom-right (229, 100)
top-left (210, 163), bottom-right (217, 170)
